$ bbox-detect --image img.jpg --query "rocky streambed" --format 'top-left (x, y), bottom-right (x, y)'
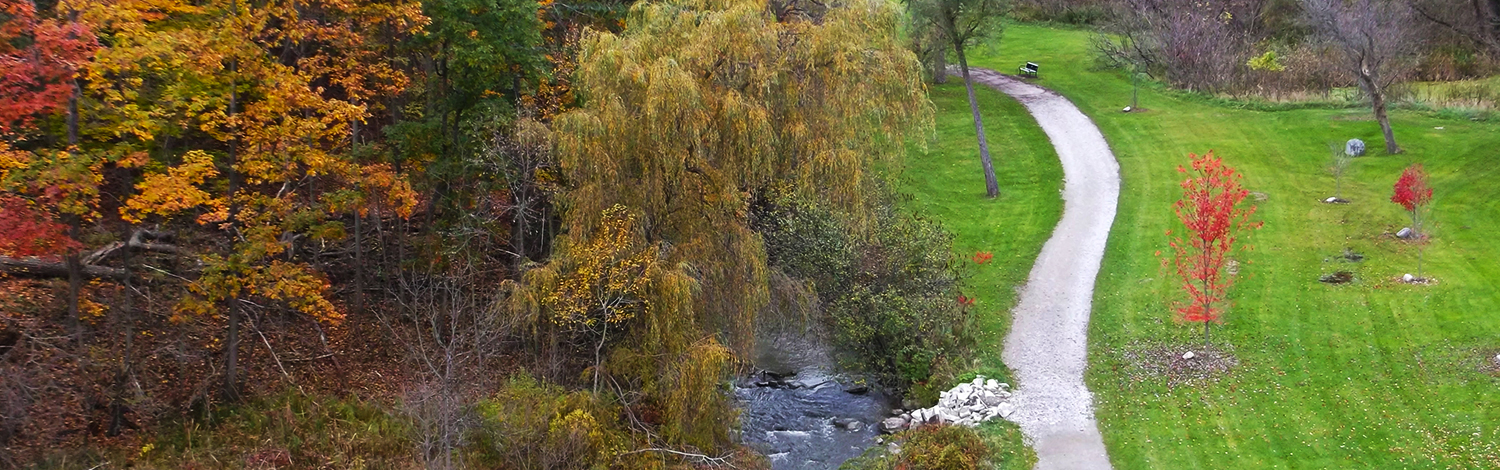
top-left (737, 313), bottom-right (1023, 468)
top-left (735, 369), bottom-right (890, 469)
top-left (735, 315), bottom-right (894, 469)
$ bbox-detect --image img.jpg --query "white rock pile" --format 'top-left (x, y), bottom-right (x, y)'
top-left (881, 376), bottom-right (1014, 433)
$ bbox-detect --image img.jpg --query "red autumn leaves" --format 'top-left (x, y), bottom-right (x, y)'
top-left (956, 252), bottom-right (992, 308)
top-left (0, 195), bottom-right (78, 258)
top-left (0, 0), bottom-right (98, 133)
top-left (1391, 163), bottom-right (1431, 236)
top-left (1166, 151), bottom-right (1261, 344)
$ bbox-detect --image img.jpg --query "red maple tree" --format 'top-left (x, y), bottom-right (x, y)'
top-left (1167, 151), bottom-right (1261, 347)
top-left (1390, 163), bottom-right (1432, 237)
top-left (0, 0), bottom-right (98, 134)
top-left (0, 194), bottom-right (78, 258)
top-left (1391, 163), bottom-right (1433, 278)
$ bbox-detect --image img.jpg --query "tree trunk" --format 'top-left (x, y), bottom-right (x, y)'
top-left (1484, 0), bottom-right (1500, 51)
top-left (1203, 320), bottom-right (1210, 349)
top-left (224, 6), bottom-right (241, 400)
top-left (0, 256), bottom-right (129, 280)
top-left (354, 211), bottom-right (364, 314)
top-left (109, 247), bottom-right (136, 437)
top-left (932, 45), bottom-right (948, 84)
top-left (66, 71), bottom-right (83, 342)
top-left (224, 302), bottom-right (241, 401)
top-left (512, 208), bottom-right (528, 273)
top-left (66, 249), bottom-right (83, 341)
top-left (954, 44), bottom-right (1000, 198)
top-left (1362, 73), bottom-right (1401, 154)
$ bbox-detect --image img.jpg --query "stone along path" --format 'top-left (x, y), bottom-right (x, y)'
top-left (971, 67), bottom-right (1119, 469)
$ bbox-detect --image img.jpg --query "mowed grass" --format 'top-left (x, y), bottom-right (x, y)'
top-left (959, 24), bottom-right (1500, 468)
top-left (897, 77), bottom-right (1061, 469)
top-left (901, 79), bottom-right (1063, 386)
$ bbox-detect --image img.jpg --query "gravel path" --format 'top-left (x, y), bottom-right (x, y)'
top-left (970, 67), bottom-right (1118, 469)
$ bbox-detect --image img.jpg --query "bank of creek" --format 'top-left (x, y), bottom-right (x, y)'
top-left (735, 320), bottom-right (893, 469)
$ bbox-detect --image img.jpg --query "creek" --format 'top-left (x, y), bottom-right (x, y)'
top-left (735, 320), bottom-right (893, 469)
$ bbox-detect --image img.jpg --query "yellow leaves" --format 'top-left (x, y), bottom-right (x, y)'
top-left (0, 141), bottom-right (27, 182)
top-left (545, 205), bottom-right (658, 329)
top-left (177, 256), bottom-right (343, 325)
top-left (356, 163), bottom-right (421, 218)
top-left (121, 150), bottom-right (224, 224)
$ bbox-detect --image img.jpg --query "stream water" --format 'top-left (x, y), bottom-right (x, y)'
top-left (735, 320), bottom-right (893, 469)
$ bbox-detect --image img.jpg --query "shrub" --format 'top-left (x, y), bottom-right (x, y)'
top-left (752, 183), bottom-right (971, 394)
top-left (899, 424), bottom-right (991, 470)
top-left (840, 423), bottom-right (993, 470)
top-left (750, 184), bottom-right (856, 302)
top-left (474, 373), bottom-right (626, 470)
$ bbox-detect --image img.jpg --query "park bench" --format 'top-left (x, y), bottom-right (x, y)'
top-left (1018, 62), bottom-right (1039, 78)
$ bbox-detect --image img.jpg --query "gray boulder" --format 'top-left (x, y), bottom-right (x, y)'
top-left (1346, 138), bottom-right (1365, 157)
top-left (876, 417), bottom-right (900, 432)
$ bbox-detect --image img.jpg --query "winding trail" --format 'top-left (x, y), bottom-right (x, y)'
top-left (971, 68), bottom-right (1119, 469)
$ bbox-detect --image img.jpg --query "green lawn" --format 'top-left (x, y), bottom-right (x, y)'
top-left (897, 78), bottom-right (1062, 469)
top-left (946, 24), bottom-right (1500, 469)
top-left (902, 80), bottom-right (1064, 382)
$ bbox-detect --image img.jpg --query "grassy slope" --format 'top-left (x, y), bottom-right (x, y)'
top-left (898, 79), bottom-right (1061, 469)
top-left (961, 24), bottom-right (1500, 469)
top-left (903, 80), bottom-right (1064, 382)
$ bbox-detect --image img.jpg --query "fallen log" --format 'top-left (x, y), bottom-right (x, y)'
top-left (83, 230), bottom-right (179, 265)
top-left (1, 256), bottom-right (129, 281)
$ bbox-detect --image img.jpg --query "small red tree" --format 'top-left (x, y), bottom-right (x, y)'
top-left (1390, 163), bottom-right (1433, 278)
top-left (0, 194), bottom-right (78, 257)
top-left (1168, 151), bottom-right (1261, 348)
top-left (0, 0), bottom-right (98, 133)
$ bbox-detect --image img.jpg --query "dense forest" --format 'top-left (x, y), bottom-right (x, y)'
top-left (4, 0), bottom-right (1498, 467)
top-left (0, 0), bottom-right (976, 467)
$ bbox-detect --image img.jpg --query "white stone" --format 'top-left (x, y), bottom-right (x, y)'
top-left (1325, 197), bottom-right (1338, 203)
top-left (1403, 273), bottom-right (1415, 282)
top-left (998, 402), bottom-right (1016, 418)
top-left (1397, 227), bottom-right (1414, 239)
top-left (972, 377), bottom-right (985, 387)
top-left (982, 395), bottom-right (1004, 407)
top-left (1182, 351), bottom-right (1196, 360)
top-left (1123, 106), bottom-right (1133, 112)
top-left (985, 379), bottom-right (999, 390)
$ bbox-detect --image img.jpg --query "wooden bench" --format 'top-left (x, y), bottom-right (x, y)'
top-left (1018, 62), bottom-right (1039, 78)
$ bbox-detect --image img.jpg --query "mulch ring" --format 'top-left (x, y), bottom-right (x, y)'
top-left (1481, 349), bottom-right (1500, 377)
top-left (1319, 271), bottom-right (1354, 284)
top-left (1118, 340), bottom-right (1239, 387)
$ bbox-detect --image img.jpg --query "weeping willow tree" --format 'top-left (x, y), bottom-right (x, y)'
top-left (509, 0), bottom-right (933, 455)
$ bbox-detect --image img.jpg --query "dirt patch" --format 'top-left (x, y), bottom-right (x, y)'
top-left (1118, 341), bottom-right (1238, 387)
top-left (1319, 271), bottom-right (1354, 284)
top-left (1481, 350), bottom-right (1500, 376)
top-left (1250, 191), bottom-right (1268, 201)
